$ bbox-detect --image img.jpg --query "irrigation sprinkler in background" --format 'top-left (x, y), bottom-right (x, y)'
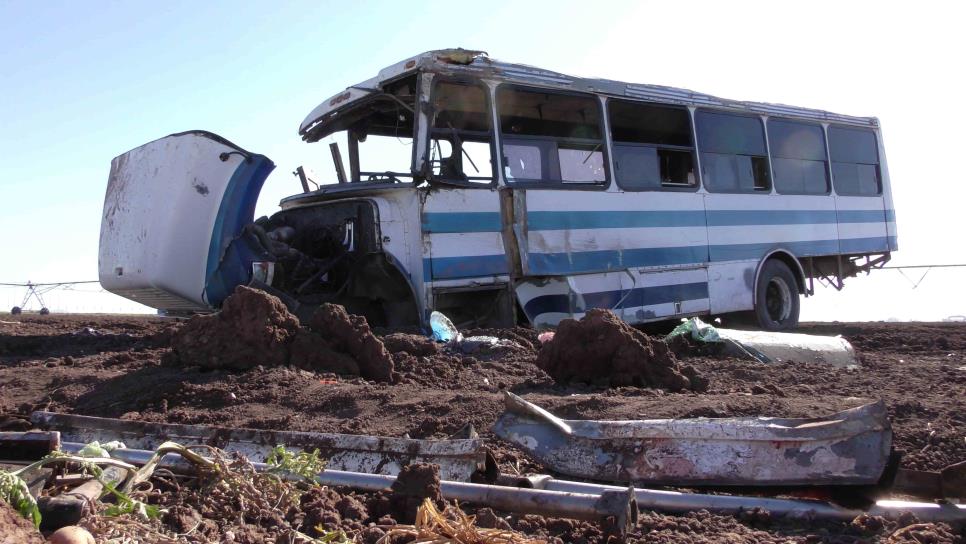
top-left (1, 280), bottom-right (101, 315)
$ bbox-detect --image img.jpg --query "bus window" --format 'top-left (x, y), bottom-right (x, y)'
top-left (498, 86), bottom-right (606, 185)
top-left (608, 100), bottom-right (696, 190)
top-left (431, 81), bottom-right (494, 184)
top-left (696, 111), bottom-right (770, 193)
top-left (828, 126), bottom-right (880, 196)
top-left (768, 119), bottom-right (829, 194)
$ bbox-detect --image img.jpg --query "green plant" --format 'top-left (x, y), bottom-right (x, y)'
top-left (265, 445), bottom-right (326, 483)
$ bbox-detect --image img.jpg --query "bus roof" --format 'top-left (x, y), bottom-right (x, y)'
top-left (300, 49), bottom-right (878, 139)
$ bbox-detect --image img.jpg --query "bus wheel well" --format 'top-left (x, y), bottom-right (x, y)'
top-left (757, 251), bottom-right (806, 297)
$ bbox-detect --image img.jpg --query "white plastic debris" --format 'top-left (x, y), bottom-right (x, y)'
top-left (666, 317), bottom-right (858, 368)
top-left (430, 311), bottom-right (462, 343)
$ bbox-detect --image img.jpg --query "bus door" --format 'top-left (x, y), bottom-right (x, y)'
top-left (419, 80), bottom-right (511, 324)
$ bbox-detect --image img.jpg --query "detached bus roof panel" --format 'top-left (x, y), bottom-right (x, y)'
top-left (299, 49), bottom-right (879, 141)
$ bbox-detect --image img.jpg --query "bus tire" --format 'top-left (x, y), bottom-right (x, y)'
top-left (754, 259), bottom-right (800, 331)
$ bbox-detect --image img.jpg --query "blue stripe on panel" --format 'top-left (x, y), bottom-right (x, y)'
top-left (527, 245), bottom-right (709, 275)
top-left (836, 210), bottom-right (888, 223)
top-left (839, 236), bottom-right (891, 254)
top-left (527, 210), bottom-right (706, 231)
top-left (422, 208), bottom-right (894, 235)
top-left (706, 209), bottom-right (837, 226)
top-left (422, 212), bottom-right (502, 233)
top-left (524, 281), bottom-right (709, 317)
top-left (709, 239), bottom-right (841, 262)
top-left (424, 255), bottom-right (509, 281)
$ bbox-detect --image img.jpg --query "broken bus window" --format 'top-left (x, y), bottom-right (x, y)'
top-left (497, 86), bottom-right (606, 185)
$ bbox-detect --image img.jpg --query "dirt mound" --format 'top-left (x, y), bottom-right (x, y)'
top-left (171, 285), bottom-right (299, 370)
top-left (382, 333), bottom-right (440, 357)
top-left (0, 501), bottom-right (44, 544)
top-left (384, 463), bottom-right (443, 523)
top-left (536, 309), bottom-right (704, 391)
top-left (308, 304), bottom-right (396, 383)
top-left (169, 287), bottom-right (394, 382)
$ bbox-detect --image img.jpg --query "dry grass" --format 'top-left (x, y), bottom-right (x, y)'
top-left (379, 498), bottom-right (546, 544)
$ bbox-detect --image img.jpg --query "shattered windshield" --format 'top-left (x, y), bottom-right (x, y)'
top-left (309, 76), bottom-right (419, 185)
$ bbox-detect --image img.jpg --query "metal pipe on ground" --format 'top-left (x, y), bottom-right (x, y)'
top-left (60, 443), bottom-right (637, 533)
top-left (524, 476), bottom-right (966, 526)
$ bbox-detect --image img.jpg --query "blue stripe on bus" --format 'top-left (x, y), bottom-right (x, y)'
top-left (423, 255), bottom-right (509, 281)
top-left (709, 239), bottom-right (841, 262)
top-left (524, 281), bottom-right (710, 317)
top-left (527, 246), bottom-right (709, 275)
top-left (840, 236), bottom-right (895, 254)
top-left (421, 209), bottom-right (896, 233)
top-left (424, 236), bottom-right (895, 280)
top-left (706, 210), bottom-right (838, 226)
top-left (836, 210), bottom-right (890, 223)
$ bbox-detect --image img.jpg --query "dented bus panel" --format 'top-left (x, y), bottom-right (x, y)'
top-left (98, 49), bottom-right (897, 330)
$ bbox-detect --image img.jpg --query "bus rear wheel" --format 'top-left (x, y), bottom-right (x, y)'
top-left (754, 260), bottom-right (800, 331)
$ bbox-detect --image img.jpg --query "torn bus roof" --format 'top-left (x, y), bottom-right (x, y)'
top-left (299, 48), bottom-right (877, 141)
top-left (493, 392), bottom-right (892, 486)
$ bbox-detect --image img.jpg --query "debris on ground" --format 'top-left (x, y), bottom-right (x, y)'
top-left (666, 317), bottom-right (858, 367)
top-left (383, 497), bottom-right (548, 544)
top-left (536, 309), bottom-right (706, 391)
top-left (494, 392), bottom-right (892, 485)
top-left (2, 314), bottom-right (965, 542)
top-left (168, 286), bottom-right (395, 381)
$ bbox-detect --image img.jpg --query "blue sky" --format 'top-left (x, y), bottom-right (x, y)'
top-left (2, 1), bottom-right (965, 319)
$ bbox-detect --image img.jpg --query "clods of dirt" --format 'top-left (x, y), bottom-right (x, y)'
top-left (0, 501), bottom-right (44, 544)
top-left (170, 285), bottom-right (299, 370)
top-left (307, 304), bottom-right (396, 383)
top-left (536, 309), bottom-right (706, 391)
top-left (168, 287), bottom-right (395, 382)
top-left (383, 462), bottom-right (444, 524)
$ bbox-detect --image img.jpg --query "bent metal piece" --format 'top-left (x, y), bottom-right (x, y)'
top-left (59, 442), bottom-right (637, 537)
top-left (34, 411), bottom-right (488, 482)
top-left (493, 392), bottom-right (892, 486)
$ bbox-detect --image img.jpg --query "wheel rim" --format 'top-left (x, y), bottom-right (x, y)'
top-left (765, 277), bottom-right (792, 323)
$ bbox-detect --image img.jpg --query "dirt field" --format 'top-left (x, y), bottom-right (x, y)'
top-left (1, 312), bottom-right (964, 542)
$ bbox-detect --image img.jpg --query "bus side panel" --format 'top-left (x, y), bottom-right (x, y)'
top-left (834, 194), bottom-right (890, 255)
top-left (521, 191), bottom-right (709, 275)
top-left (704, 193), bottom-right (841, 263)
top-left (706, 261), bottom-right (757, 314)
top-left (516, 267), bottom-right (709, 328)
top-left (515, 190), bottom-right (710, 325)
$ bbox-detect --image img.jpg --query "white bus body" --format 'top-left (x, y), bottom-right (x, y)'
top-left (99, 49), bottom-right (896, 330)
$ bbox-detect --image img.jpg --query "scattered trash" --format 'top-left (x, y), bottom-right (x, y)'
top-left (32, 411), bottom-right (492, 482)
top-left (536, 309), bottom-right (705, 391)
top-left (537, 331), bottom-right (555, 344)
top-left (493, 391), bottom-right (892, 486)
top-left (428, 311), bottom-right (521, 354)
top-left (430, 311), bottom-right (462, 343)
top-left (666, 317), bottom-right (858, 367)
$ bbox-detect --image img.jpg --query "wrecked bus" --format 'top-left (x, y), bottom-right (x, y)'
top-left (99, 49), bottom-right (896, 331)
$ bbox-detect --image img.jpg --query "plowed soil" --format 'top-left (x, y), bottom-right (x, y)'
top-left (1, 313), bottom-right (964, 542)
